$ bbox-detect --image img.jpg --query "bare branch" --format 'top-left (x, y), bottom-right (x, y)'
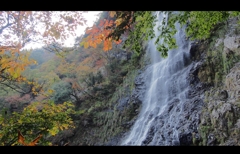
top-left (0, 13), bottom-right (13, 35)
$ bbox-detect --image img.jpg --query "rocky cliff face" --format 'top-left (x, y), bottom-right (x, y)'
top-left (191, 17), bottom-right (240, 146)
top-left (110, 17), bottom-right (240, 146)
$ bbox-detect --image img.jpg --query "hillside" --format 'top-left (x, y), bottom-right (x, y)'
top-left (1, 11), bottom-right (240, 146)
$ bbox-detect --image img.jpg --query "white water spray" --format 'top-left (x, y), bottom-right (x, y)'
top-left (121, 11), bottom-right (192, 145)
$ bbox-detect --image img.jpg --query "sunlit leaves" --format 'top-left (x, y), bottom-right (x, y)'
top-left (123, 11), bottom-right (156, 54)
top-left (0, 101), bottom-right (75, 146)
top-left (0, 11), bottom-right (87, 85)
top-left (115, 18), bottom-right (123, 26)
top-left (80, 12), bottom-right (124, 52)
top-left (0, 49), bottom-right (36, 82)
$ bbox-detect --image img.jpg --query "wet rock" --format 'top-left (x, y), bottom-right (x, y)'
top-left (104, 133), bottom-right (124, 146)
top-left (225, 36), bottom-right (239, 48)
top-left (235, 119), bottom-right (240, 128)
top-left (219, 90), bottom-right (228, 101)
top-left (183, 52), bottom-right (192, 66)
top-left (179, 132), bottom-right (193, 146)
top-left (141, 126), bottom-right (155, 145)
top-left (192, 132), bottom-right (201, 145)
top-left (172, 140), bottom-right (180, 146)
top-left (189, 43), bottom-right (200, 60)
top-left (207, 134), bottom-right (216, 146)
top-left (219, 103), bottom-right (233, 117)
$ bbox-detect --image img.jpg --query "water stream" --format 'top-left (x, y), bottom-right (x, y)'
top-left (121, 11), bottom-right (193, 145)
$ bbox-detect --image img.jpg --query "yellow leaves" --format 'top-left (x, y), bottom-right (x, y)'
top-left (84, 41), bottom-right (89, 49)
top-left (48, 89), bottom-right (54, 94)
top-left (115, 18), bottom-right (123, 26)
top-left (1, 99), bottom-right (75, 146)
top-left (109, 11), bottom-right (116, 18)
top-left (0, 56), bottom-right (6, 63)
top-left (0, 48), bottom-right (35, 81)
top-left (61, 123), bottom-right (69, 129)
top-left (59, 125), bottom-right (64, 131)
top-left (18, 119), bottom-right (23, 124)
top-left (0, 49), bottom-right (5, 54)
top-left (14, 67), bottom-right (21, 79)
top-left (48, 126), bottom-right (59, 136)
top-left (32, 91), bottom-right (38, 96)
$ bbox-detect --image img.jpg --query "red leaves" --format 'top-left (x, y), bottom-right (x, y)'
top-left (82, 17), bottom-right (122, 51)
top-left (18, 130), bottom-right (42, 146)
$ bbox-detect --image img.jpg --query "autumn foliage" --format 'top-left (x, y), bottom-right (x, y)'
top-left (0, 11), bottom-right (88, 145)
top-left (0, 101), bottom-right (75, 146)
top-left (80, 11), bottom-right (136, 51)
top-left (81, 19), bottom-right (121, 51)
top-left (0, 11), bottom-right (86, 85)
top-left (18, 130), bottom-right (42, 146)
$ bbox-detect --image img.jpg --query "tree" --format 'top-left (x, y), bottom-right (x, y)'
top-left (80, 11), bottom-right (156, 54)
top-left (0, 11), bottom-right (87, 145)
top-left (80, 11), bottom-right (240, 58)
top-left (0, 101), bottom-right (75, 146)
top-left (154, 11), bottom-right (240, 57)
top-left (50, 81), bottom-right (73, 104)
top-left (0, 11), bottom-right (87, 90)
top-left (80, 11), bottom-right (128, 52)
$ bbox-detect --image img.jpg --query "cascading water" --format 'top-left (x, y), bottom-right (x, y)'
top-left (121, 11), bottom-right (194, 145)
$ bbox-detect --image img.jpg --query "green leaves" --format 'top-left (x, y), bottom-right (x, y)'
top-left (154, 11), bottom-right (240, 58)
top-left (123, 11), bottom-right (156, 54)
top-left (0, 100), bottom-right (75, 146)
top-left (185, 11), bottom-right (230, 40)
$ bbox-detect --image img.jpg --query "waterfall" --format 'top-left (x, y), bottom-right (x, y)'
top-left (121, 11), bottom-right (193, 145)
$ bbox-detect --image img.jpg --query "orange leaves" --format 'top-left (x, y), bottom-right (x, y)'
top-left (18, 130), bottom-right (42, 146)
top-left (114, 39), bottom-right (122, 44)
top-left (86, 25), bottom-right (100, 34)
top-left (17, 131), bottom-right (25, 145)
top-left (0, 48), bottom-right (36, 81)
top-left (81, 18), bottom-right (120, 51)
top-left (103, 39), bottom-right (112, 51)
top-left (104, 20), bottom-right (114, 28)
